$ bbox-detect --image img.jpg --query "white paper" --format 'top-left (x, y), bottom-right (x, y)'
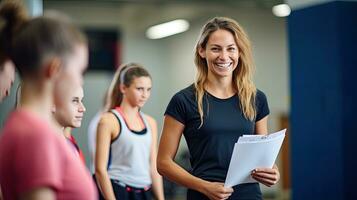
top-left (224, 129), bottom-right (286, 187)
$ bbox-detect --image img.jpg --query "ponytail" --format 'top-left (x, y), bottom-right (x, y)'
top-left (0, 0), bottom-right (28, 67)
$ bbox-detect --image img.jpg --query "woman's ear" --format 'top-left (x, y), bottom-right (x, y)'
top-left (198, 46), bottom-right (206, 58)
top-left (44, 58), bottom-right (61, 79)
top-left (119, 83), bottom-right (126, 94)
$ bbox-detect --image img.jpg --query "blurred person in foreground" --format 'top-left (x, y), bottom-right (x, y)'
top-left (0, 0), bottom-right (97, 199)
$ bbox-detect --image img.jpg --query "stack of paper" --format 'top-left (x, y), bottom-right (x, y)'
top-left (224, 129), bottom-right (286, 187)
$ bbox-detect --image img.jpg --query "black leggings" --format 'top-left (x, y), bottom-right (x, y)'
top-left (187, 183), bottom-right (262, 200)
top-left (93, 175), bottom-right (152, 200)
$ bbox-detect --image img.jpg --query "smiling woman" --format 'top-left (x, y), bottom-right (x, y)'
top-left (198, 29), bottom-right (239, 80)
top-left (157, 16), bottom-right (280, 200)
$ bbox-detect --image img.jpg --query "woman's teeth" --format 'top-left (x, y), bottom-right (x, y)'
top-left (216, 63), bottom-right (231, 68)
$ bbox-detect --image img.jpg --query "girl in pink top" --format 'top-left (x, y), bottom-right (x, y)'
top-left (0, 1), bottom-right (96, 199)
top-left (53, 85), bottom-right (87, 164)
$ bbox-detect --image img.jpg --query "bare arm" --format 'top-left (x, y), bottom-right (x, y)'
top-left (252, 116), bottom-right (280, 187)
top-left (95, 113), bottom-right (118, 200)
top-left (157, 115), bottom-right (233, 200)
top-left (146, 115), bottom-right (165, 200)
top-left (19, 187), bottom-right (55, 200)
top-left (255, 116), bottom-right (268, 135)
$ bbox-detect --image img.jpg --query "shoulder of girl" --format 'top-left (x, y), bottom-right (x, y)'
top-left (99, 112), bottom-right (117, 124)
top-left (144, 114), bottom-right (156, 124)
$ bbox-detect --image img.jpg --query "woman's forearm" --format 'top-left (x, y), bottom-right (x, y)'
top-left (157, 158), bottom-right (207, 194)
top-left (151, 169), bottom-right (165, 200)
top-left (95, 169), bottom-right (116, 200)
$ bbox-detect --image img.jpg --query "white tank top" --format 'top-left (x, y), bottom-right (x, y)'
top-left (107, 109), bottom-right (152, 188)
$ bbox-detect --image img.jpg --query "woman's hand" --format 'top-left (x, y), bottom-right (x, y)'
top-left (201, 182), bottom-right (233, 200)
top-left (251, 164), bottom-right (280, 187)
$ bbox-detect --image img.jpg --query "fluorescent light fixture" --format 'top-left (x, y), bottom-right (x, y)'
top-left (146, 19), bottom-right (190, 39)
top-left (272, 4), bottom-right (291, 17)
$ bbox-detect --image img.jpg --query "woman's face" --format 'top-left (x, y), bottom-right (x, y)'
top-left (121, 76), bottom-right (152, 108)
top-left (54, 44), bottom-right (88, 119)
top-left (54, 85), bottom-right (85, 128)
top-left (199, 29), bottom-right (239, 80)
top-left (0, 60), bottom-right (15, 102)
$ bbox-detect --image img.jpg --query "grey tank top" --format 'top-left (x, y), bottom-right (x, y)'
top-left (107, 109), bottom-right (152, 188)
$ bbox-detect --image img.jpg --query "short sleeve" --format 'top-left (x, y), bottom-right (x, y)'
top-left (14, 130), bottom-right (64, 194)
top-left (255, 90), bottom-right (270, 122)
top-left (165, 92), bottom-right (187, 124)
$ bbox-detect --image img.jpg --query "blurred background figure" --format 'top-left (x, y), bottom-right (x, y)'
top-left (53, 84), bottom-right (86, 163)
top-left (95, 63), bottom-right (164, 200)
top-left (87, 89), bottom-right (110, 174)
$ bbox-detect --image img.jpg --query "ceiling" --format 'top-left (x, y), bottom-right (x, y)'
top-left (43, 0), bottom-right (285, 31)
top-left (44, 0), bottom-right (284, 10)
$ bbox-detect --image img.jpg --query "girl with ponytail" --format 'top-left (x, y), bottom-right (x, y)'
top-left (95, 63), bottom-right (164, 200)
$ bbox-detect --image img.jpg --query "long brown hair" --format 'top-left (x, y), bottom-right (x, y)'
top-left (194, 17), bottom-right (257, 127)
top-left (107, 63), bottom-right (151, 111)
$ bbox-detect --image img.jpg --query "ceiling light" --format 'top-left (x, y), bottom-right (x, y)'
top-left (272, 4), bottom-right (291, 17)
top-left (146, 19), bottom-right (190, 39)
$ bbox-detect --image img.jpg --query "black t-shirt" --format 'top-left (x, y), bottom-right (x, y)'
top-left (165, 84), bottom-right (270, 182)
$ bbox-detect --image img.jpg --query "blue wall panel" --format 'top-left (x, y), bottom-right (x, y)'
top-left (288, 1), bottom-right (357, 199)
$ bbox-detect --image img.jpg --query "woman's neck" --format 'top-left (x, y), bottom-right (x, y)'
top-left (119, 101), bottom-right (140, 118)
top-left (205, 75), bottom-right (236, 98)
top-left (19, 80), bottom-right (54, 122)
top-left (63, 127), bottom-right (72, 138)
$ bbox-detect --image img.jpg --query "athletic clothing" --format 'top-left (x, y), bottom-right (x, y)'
top-left (107, 108), bottom-right (152, 188)
top-left (165, 84), bottom-right (269, 199)
top-left (67, 134), bottom-right (86, 164)
top-left (0, 110), bottom-right (97, 200)
top-left (95, 177), bottom-right (152, 200)
top-left (109, 179), bottom-right (151, 200)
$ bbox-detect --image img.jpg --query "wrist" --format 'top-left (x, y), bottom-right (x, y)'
top-left (195, 179), bottom-right (210, 194)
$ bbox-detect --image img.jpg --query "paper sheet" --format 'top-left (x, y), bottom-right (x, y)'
top-left (224, 129), bottom-right (286, 187)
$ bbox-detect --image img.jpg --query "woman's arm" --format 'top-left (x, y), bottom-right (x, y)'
top-left (252, 116), bottom-right (281, 187)
top-left (146, 115), bottom-right (165, 200)
top-left (19, 187), bottom-right (55, 200)
top-left (255, 116), bottom-right (268, 135)
top-left (157, 115), bottom-right (233, 200)
top-left (95, 113), bottom-right (118, 200)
